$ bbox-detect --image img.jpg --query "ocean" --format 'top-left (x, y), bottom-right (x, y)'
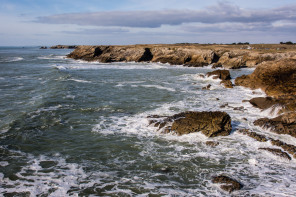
top-left (0, 47), bottom-right (295, 196)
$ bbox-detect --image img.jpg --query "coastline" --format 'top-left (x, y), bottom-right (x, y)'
top-left (66, 43), bottom-right (296, 192)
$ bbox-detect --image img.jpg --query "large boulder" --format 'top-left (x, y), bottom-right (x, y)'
top-left (171, 111), bottom-right (232, 137)
top-left (235, 59), bottom-right (296, 97)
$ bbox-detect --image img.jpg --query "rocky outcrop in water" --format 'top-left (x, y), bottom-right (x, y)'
top-left (259, 148), bottom-right (291, 160)
top-left (206, 70), bottom-right (233, 88)
top-left (149, 111), bottom-right (232, 137)
top-left (235, 59), bottom-right (296, 97)
top-left (212, 175), bottom-right (243, 193)
top-left (67, 44), bottom-right (296, 68)
top-left (254, 112), bottom-right (296, 138)
top-left (50, 45), bottom-right (77, 49)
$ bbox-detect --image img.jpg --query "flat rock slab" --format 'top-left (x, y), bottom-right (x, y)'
top-left (171, 111), bottom-right (232, 137)
top-left (148, 111), bottom-right (232, 137)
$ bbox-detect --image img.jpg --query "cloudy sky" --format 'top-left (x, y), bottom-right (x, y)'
top-left (1, 0), bottom-right (296, 46)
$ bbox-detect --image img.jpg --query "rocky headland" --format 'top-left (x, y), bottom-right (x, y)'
top-left (67, 44), bottom-right (296, 68)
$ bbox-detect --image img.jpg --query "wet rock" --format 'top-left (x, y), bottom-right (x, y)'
top-left (270, 139), bottom-right (296, 159)
top-left (220, 103), bottom-right (228, 108)
top-left (205, 141), bottom-right (220, 147)
top-left (202, 84), bottom-right (211, 90)
top-left (171, 111), bottom-right (232, 137)
top-left (212, 175), bottom-right (243, 193)
top-left (4, 192), bottom-right (31, 197)
top-left (39, 46), bottom-right (47, 49)
top-left (220, 80), bottom-right (233, 88)
top-left (254, 112), bottom-right (296, 138)
top-left (233, 106), bottom-right (244, 111)
top-left (206, 70), bottom-right (231, 80)
top-left (237, 129), bottom-right (268, 142)
top-left (259, 148), bottom-right (291, 160)
top-left (249, 97), bottom-right (278, 110)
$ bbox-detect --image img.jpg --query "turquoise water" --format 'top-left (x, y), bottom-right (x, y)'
top-left (1, 47), bottom-right (296, 196)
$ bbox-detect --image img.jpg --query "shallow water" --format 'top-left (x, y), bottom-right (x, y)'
top-left (0, 47), bottom-right (295, 196)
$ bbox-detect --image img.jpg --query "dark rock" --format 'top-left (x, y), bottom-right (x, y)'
top-left (259, 148), bottom-right (291, 160)
top-left (237, 129), bottom-right (268, 142)
top-left (205, 141), bottom-right (220, 147)
top-left (220, 103), bottom-right (228, 108)
top-left (254, 112), bottom-right (296, 138)
top-left (206, 70), bottom-right (231, 80)
top-left (171, 111), bottom-right (232, 137)
top-left (40, 46), bottom-right (47, 49)
top-left (202, 84), bottom-right (211, 90)
top-left (4, 192), bottom-right (31, 197)
top-left (233, 106), bottom-right (244, 111)
top-left (212, 175), bottom-right (243, 193)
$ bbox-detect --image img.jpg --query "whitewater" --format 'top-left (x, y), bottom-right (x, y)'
top-left (0, 47), bottom-right (295, 196)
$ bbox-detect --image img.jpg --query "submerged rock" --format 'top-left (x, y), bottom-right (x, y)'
top-left (171, 111), bottom-right (232, 137)
top-left (220, 80), bottom-right (233, 88)
top-left (254, 112), bottom-right (296, 138)
top-left (202, 84), bottom-right (211, 90)
top-left (205, 141), bottom-right (220, 147)
top-left (259, 148), bottom-right (291, 160)
top-left (212, 175), bottom-right (243, 193)
top-left (270, 139), bottom-right (296, 159)
top-left (237, 129), bottom-right (268, 142)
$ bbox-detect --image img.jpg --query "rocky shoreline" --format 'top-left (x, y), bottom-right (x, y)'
top-left (67, 43), bottom-right (296, 193)
top-left (67, 44), bottom-right (296, 68)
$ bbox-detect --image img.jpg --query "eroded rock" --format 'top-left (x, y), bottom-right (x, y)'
top-left (212, 175), bottom-right (243, 193)
top-left (148, 111), bottom-right (232, 137)
top-left (254, 112), bottom-right (296, 138)
top-left (171, 111), bottom-right (232, 137)
top-left (205, 141), bottom-right (220, 147)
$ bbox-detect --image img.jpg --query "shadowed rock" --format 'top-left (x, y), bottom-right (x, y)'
top-left (212, 175), bottom-right (243, 193)
top-left (259, 148), bottom-right (291, 160)
top-left (249, 97), bottom-right (278, 110)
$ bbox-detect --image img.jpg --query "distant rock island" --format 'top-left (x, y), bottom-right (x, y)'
top-left (40, 45), bottom-right (77, 49)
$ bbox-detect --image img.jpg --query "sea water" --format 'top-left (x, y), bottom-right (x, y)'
top-left (0, 47), bottom-right (295, 196)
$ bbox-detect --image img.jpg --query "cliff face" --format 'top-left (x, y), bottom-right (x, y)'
top-left (67, 44), bottom-right (296, 68)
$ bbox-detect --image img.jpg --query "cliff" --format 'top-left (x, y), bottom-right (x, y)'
top-left (67, 44), bottom-right (296, 68)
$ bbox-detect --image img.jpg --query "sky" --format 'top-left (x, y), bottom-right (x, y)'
top-left (0, 0), bottom-right (296, 46)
